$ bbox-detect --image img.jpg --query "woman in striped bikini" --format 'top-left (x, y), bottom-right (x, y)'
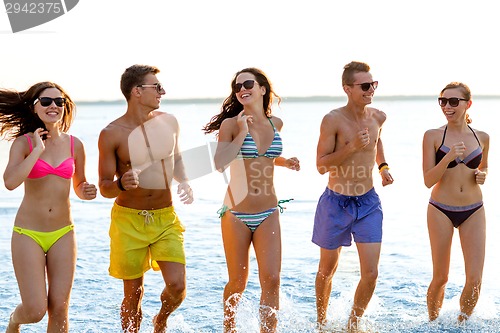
top-left (203, 67), bottom-right (300, 333)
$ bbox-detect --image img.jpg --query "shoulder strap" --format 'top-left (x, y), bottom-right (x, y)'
top-left (70, 135), bottom-right (75, 157)
top-left (440, 126), bottom-right (448, 146)
top-left (24, 134), bottom-right (33, 152)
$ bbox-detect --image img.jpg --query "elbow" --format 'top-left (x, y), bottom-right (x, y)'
top-left (4, 182), bottom-right (18, 191)
top-left (3, 177), bottom-right (19, 191)
top-left (316, 163), bottom-right (328, 175)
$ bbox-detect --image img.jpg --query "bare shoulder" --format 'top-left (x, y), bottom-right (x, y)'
top-left (270, 115), bottom-right (283, 130)
top-left (423, 126), bottom-right (445, 141)
top-left (471, 127), bottom-right (490, 144)
top-left (369, 107), bottom-right (387, 124)
top-left (219, 116), bottom-right (238, 131)
top-left (322, 108), bottom-right (343, 123)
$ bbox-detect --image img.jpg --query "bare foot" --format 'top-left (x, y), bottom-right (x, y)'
top-left (6, 313), bottom-right (20, 333)
top-left (152, 314), bottom-right (167, 333)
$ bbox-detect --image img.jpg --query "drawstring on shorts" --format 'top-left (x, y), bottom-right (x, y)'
top-left (138, 210), bottom-right (154, 224)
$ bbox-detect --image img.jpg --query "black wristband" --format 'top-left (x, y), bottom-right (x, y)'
top-left (378, 162), bottom-right (388, 170)
top-left (117, 175), bottom-right (125, 191)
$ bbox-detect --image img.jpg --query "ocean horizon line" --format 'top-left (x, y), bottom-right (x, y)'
top-left (75, 94), bottom-right (500, 105)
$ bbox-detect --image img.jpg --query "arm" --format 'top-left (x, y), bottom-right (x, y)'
top-left (271, 117), bottom-right (300, 171)
top-left (475, 132), bottom-right (489, 185)
top-left (422, 129), bottom-right (466, 188)
top-left (376, 133), bottom-right (393, 186)
top-left (72, 137), bottom-right (97, 200)
top-left (171, 117), bottom-right (193, 204)
top-left (3, 130), bottom-right (45, 190)
top-left (97, 127), bottom-right (123, 198)
top-left (316, 113), bottom-right (363, 175)
top-left (213, 112), bottom-right (248, 172)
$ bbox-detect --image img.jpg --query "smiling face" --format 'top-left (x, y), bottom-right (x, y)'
top-left (234, 72), bottom-right (266, 108)
top-left (136, 73), bottom-right (165, 110)
top-left (34, 87), bottom-right (65, 127)
top-left (344, 71), bottom-right (376, 105)
top-left (440, 87), bottom-right (471, 122)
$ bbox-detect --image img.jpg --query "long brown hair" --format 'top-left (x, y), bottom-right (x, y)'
top-left (203, 67), bottom-right (281, 134)
top-left (0, 81), bottom-right (76, 140)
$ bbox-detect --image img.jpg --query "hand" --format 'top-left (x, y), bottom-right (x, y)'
top-left (475, 169), bottom-right (486, 185)
top-left (380, 169), bottom-right (394, 186)
top-left (33, 128), bottom-right (49, 152)
top-left (286, 157), bottom-right (300, 171)
top-left (81, 182), bottom-right (97, 200)
top-left (120, 169), bottom-right (141, 190)
top-left (354, 128), bottom-right (370, 150)
top-left (177, 182), bottom-right (194, 204)
top-left (448, 142), bottom-right (466, 161)
top-left (237, 110), bottom-right (253, 133)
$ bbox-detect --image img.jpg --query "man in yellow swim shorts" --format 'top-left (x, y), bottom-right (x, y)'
top-left (98, 64), bottom-right (193, 332)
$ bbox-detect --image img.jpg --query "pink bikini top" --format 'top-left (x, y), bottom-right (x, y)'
top-left (25, 134), bottom-right (75, 179)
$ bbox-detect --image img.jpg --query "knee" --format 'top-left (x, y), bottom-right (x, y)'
top-left (260, 272), bottom-right (280, 291)
top-left (47, 301), bottom-right (69, 319)
top-left (225, 278), bottom-right (248, 295)
top-left (432, 274), bottom-right (449, 288)
top-left (465, 276), bottom-right (482, 291)
top-left (23, 300), bottom-right (47, 323)
top-left (362, 268), bottom-right (379, 285)
top-left (166, 278), bottom-right (186, 298)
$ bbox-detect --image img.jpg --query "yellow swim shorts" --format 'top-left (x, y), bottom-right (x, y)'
top-left (109, 203), bottom-right (186, 280)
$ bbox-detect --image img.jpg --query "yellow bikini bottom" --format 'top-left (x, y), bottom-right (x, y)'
top-left (13, 224), bottom-right (74, 253)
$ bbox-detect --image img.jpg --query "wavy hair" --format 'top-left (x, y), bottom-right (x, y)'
top-left (203, 67), bottom-right (281, 134)
top-left (0, 81), bottom-right (76, 140)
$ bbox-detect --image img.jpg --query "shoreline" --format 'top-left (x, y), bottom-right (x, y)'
top-left (75, 95), bottom-right (500, 106)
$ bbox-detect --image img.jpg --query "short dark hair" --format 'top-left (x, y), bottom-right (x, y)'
top-left (120, 64), bottom-right (160, 100)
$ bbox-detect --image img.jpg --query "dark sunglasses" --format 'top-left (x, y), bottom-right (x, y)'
top-left (234, 80), bottom-right (256, 92)
top-left (438, 97), bottom-right (468, 107)
top-left (34, 97), bottom-right (66, 107)
top-left (136, 82), bottom-right (164, 94)
top-left (352, 81), bottom-right (378, 91)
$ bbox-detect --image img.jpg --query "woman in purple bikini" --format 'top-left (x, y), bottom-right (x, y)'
top-left (203, 67), bottom-right (300, 332)
top-left (422, 81), bottom-right (489, 322)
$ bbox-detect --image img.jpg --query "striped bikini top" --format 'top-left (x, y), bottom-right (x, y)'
top-left (25, 134), bottom-right (75, 179)
top-left (239, 118), bottom-right (283, 159)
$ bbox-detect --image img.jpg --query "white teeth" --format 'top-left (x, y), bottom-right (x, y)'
top-left (242, 93), bottom-right (250, 98)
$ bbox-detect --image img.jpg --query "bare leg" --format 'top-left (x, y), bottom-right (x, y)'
top-left (457, 209), bottom-right (485, 321)
top-left (315, 247), bottom-right (341, 327)
top-left (46, 231), bottom-right (77, 333)
top-left (153, 261), bottom-right (186, 333)
top-left (253, 211), bottom-right (281, 333)
top-left (221, 212), bottom-right (252, 333)
top-left (7, 233), bottom-right (50, 332)
top-left (427, 205), bottom-right (453, 321)
top-left (121, 278), bottom-right (144, 333)
top-left (347, 242), bottom-right (381, 331)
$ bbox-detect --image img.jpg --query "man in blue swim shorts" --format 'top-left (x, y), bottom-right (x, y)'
top-left (98, 64), bottom-right (194, 332)
top-left (312, 61), bottom-right (394, 332)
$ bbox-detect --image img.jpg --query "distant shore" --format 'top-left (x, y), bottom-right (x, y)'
top-left (76, 95), bottom-right (500, 105)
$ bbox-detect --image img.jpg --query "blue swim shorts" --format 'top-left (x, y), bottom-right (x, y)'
top-left (312, 187), bottom-right (383, 250)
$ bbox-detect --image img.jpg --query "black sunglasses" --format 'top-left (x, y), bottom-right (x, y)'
top-left (34, 97), bottom-right (66, 107)
top-left (352, 81), bottom-right (378, 91)
top-left (136, 82), bottom-right (164, 94)
top-left (234, 80), bottom-right (256, 92)
top-left (438, 97), bottom-right (468, 107)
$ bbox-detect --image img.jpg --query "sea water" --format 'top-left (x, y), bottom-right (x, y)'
top-left (1, 96), bottom-right (499, 332)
